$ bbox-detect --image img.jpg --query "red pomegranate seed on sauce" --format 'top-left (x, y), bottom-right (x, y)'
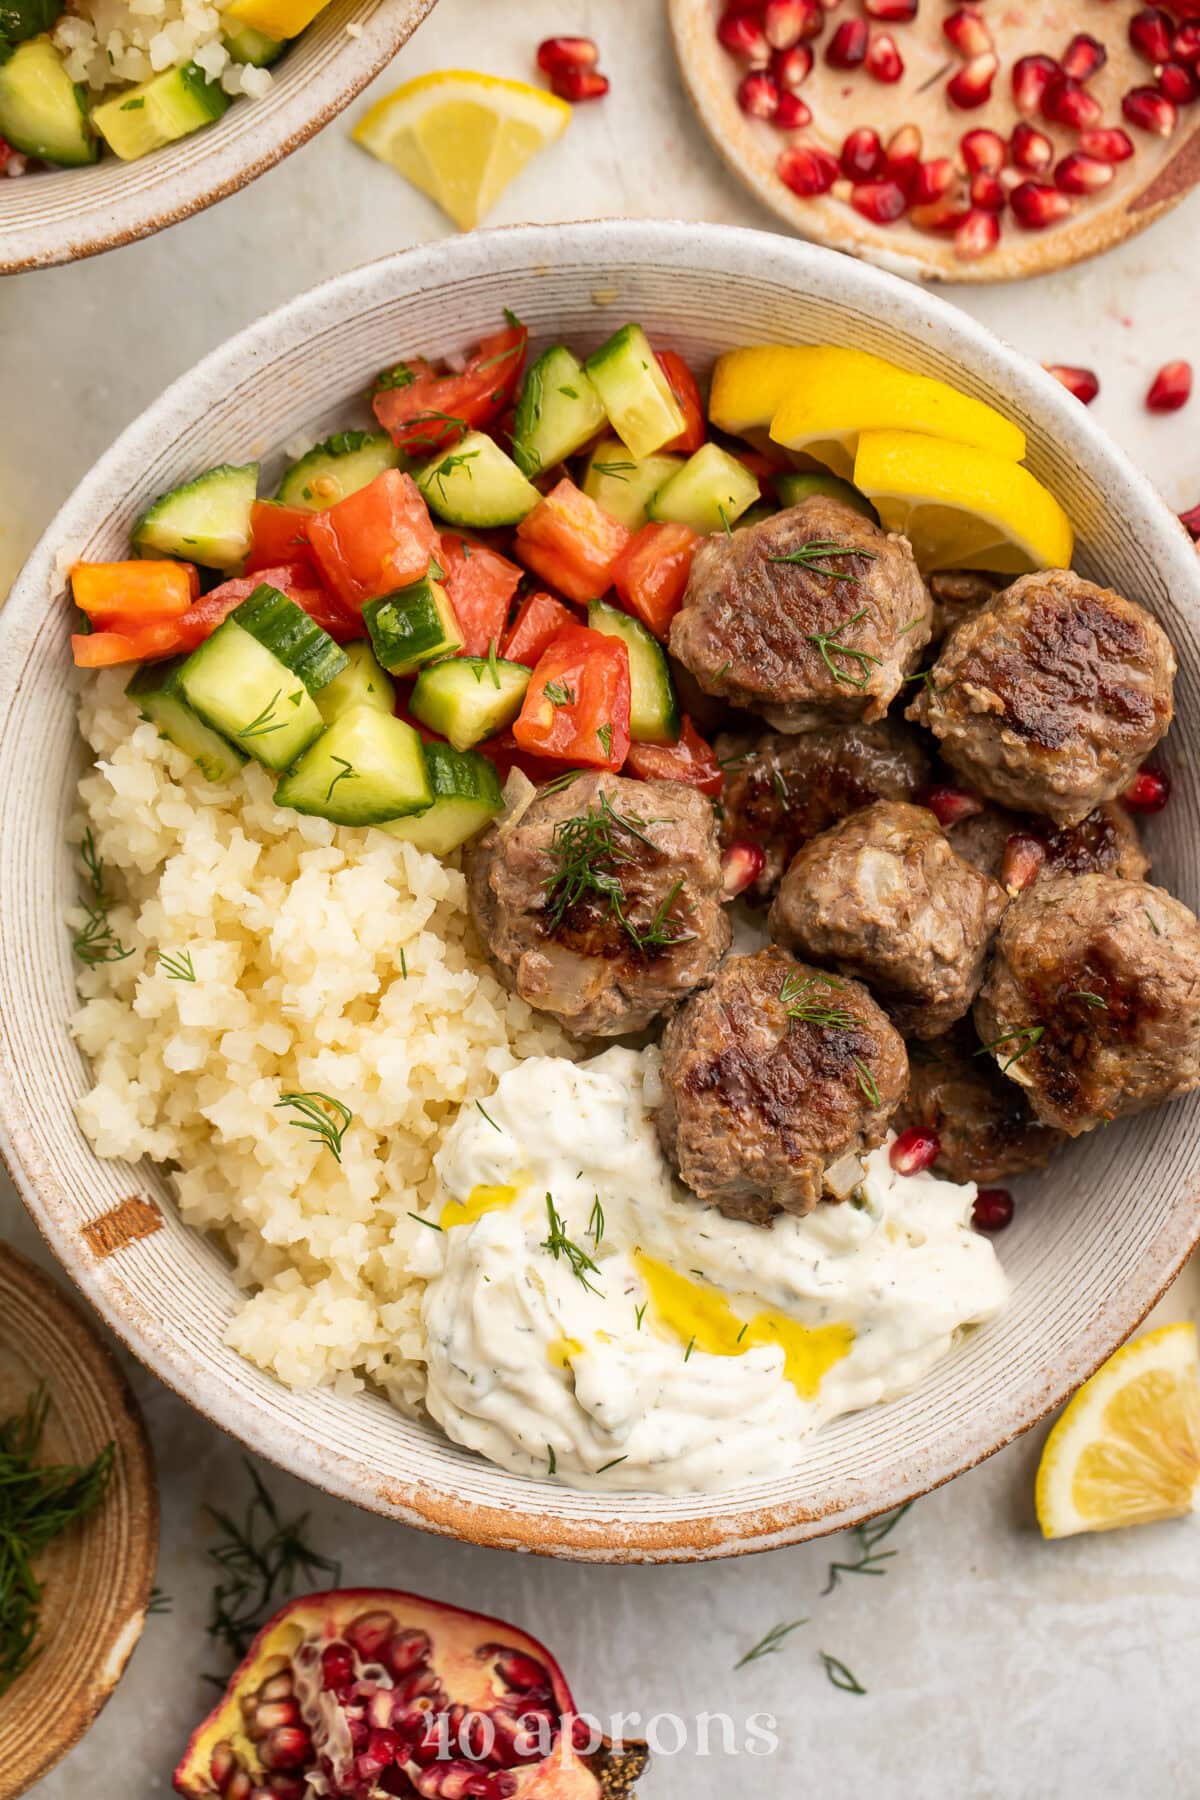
top-left (1044, 364), bottom-right (1100, 404)
top-left (1012, 53), bottom-right (1059, 116)
top-left (1001, 832), bottom-right (1046, 892)
top-left (718, 11), bottom-right (771, 63)
top-left (943, 6), bottom-right (992, 56)
top-left (1146, 359), bottom-right (1193, 411)
top-left (1078, 126), bottom-right (1135, 162)
top-left (867, 31), bottom-right (905, 82)
top-left (920, 784), bottom-right (983, 827)
top-left (827, 19), bottom-right (869, 67)
top-left (1011, 122), bottom-right (1054, 172)
top-left (889, 1127), bottom-right (941, 1177)
top-left (778, 141), bottom-right (840, 194)
top-left (1129, 6), bottom-right (1175, 62)
top-left (1055, 152), bottom-right (1116, 193)
top-left (972, 1189), bottom-right (1014, 1233)
top-left (1123, 85), bottom-right (1178, 133)
top-left (841, 126), bottom-right (885, 180)
top-left (721, 842), bottom-right (767, 897)
top-left (1061, 33), bottom-right (1107, 83)
top-left (738, 70), bottom-right (781, 118)
top-left (772, 42), bottom-right (813, 90)
top-left (550, 65), bottom-right (609, 100)
top-left (1122, 765), bottom-right (1171, 812)
top-left (1011, 181), bottom-right (1075, 228)
top-left (536, 36), bottom-right (598, 74)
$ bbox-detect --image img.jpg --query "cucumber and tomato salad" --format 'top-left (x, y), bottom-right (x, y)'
top-left (65, 313), bottom-right (857, 851)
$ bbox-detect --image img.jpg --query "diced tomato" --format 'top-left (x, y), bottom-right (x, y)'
top-left (612, 520), bottom-right (699, 641)
top-left (438, 534), bottom-right (523, 657)
top-left (625, 717), bottom-right (723, 796)
top-left (70, 560), bottom-right (198, 626)
top-left (245, 501), bottom-right (319, 575)
top-left (71, 621), bottom-right (187, 667)
top-left (305, 471), bottom-right (440, 609)
top-left (658, 350), bottom-right (706, 455)
top-left (371, 319), bottom-right (529, 457)
top-left (512, 624), bottom-right (631, 769)
top-left (500, 590), bottom-right (578, 666)
top-left (514, 479), bottom-right (631, 605)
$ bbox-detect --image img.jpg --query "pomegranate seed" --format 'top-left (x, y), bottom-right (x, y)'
top-left (1122, 765), bottom-right (1171, 812)
top-left (210, 1744), bottom-right (238, 1786)
top-left (1011, 180), bottom-right (1075, 228)
top-left (1148, 358), bottom-right (1193, 411)
top-left (960, 128), bottom-right (1007, 173)
top-left (1001, 832), bottom-right (1046, 891)
top-left (1180, 501), bottom-right (1200, 538)
top-left (884, 122), bottom-right (923, 193)
top-left (321, 1644), bottom-right (355, 1690)
top-left (850, 177), bottom-right (908, 222)
top-left (911, 196), bottom-right (970, 233)
top-left (262, 1729), bottom-right (313, 1773)
top-left (549, 66), bottom-right (608, 100)
top-left (943, 6), bottom-right (992, 57)
top-left (1012, 54), bottom-right (1059, 117)
top-left (1055, 152), bottom-right (1116, 193)
top-left (764, 0), bottom-right (821, 47)
top-left (1158, 58), bottom-right (1200, 100)
top-left (1044, 364), bottom-right (1100, 404)
top-left (772, 42), bottom-right (813, 90)
top-left (1129, 6), bottom-right (1174, 62)
top-left (1078, 126), bottom-right (1135, 162)
top-left (972, 1188), bottom-right (1014, 1233)
top-left (1123, 84), bottom-right (1178, 133)
top-left (717, 11), bottom-right (771, 62)
top-left (889, 1127), bottom-right (941, 1176)
top-left (346, 1611), bottom-right (399, 1660)
top-left (1173, 22), bottom-right (1200, 64)
top-left (1011, 123), bottom-right (1054, 172)
top-left (722, 841), bottom-right (767, 896)
top-left (774, 89), bottom-right (813, 127)
top-left (1061, 33), bottom-right (1107, 83)
top-left (778, 141), bottom-right (840, 194)
top-left (969, 172), bottom-right (1005, 211)
top-left (738, 70), bottom-right (780, 118)
top-left (864, 0), bottom-right (917, 17)
top-left (948, 53), bottom-right (999, 109)
top-left (920, 783), bottom-right (983, 827)
top-left (841, 126), bottom-right (885, 180)
top-left (1041, 75), bottom-right (1102, 128)
top-left (867, 30), bottom-right (905, 82)
top-left (956, 207), bottom-right (1001, 259)
top-left (536, 36), bottom-right (598, 75)
top-left (911, 157), bottom-right (957, 203)
top-left (827, 19), bottom-right (868, 66)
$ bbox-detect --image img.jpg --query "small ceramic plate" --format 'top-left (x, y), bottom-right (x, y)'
top-left (0, 1241), bottom-right (157, 1798)
top-left (670, 0), bottom-right (1200, 284)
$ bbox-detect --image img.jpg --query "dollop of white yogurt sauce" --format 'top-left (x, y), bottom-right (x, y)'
top-left (407, 1048), bottom-right (1009, 1493)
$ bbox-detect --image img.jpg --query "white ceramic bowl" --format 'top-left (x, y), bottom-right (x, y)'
top-left (0, 0), bottom-right (437, 273)
top-left (2, 222), bottom-right (1198, 1562)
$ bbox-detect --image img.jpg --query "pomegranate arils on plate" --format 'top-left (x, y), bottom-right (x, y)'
top-left (772, 42), bottom-right (813, 90)
top-left (1147, 359), bottom-right (1193, 410)
top-left (884, 122), bottom-right (923, 192)
top-left (943, 6), bottom-right (992, 57)
top-left (1011, 180), bottom-right (1074, 227)
top-left (841, 126), bottom-right (885, 180)
top-left (850, 177), bottom-right (909, 221)
top-left (1055, 152), bottom-right (1116, 193)
top-left (827, 19), bottom-right (869, 67)
top-left (717, 10), bottom-right (771, 63)
top-left (1011, 122), bottom-right (1054, 172)
top-left (867, 31), bottom-right (905, 82)
top-left (1123, 84), bottom-right (1178, 132)
top-left (775, 89), bottom-right (813, 126)
top-left (956, 207), bottom-right (1001, 258)
top-left (1045, 364), bottom-right (1101, 404)
top-left (960, 128), bottom-right (1007, 173)
top-left (1012, 53), bottom-right (1060, 116)
top-left (1061, 33), bottom-right (1108, 83)
top-left (973, 1188), bottom-right (1015, 1233)
top-left (969, 171), bottom-right (1005, 209)
top-left (1129, 6), bottom-right (1175, 62)
top-left (764, 0), bottom-right (822, 47)
top-left (1041, 75), bottom-right (1102, 129)
top-left (721, 840), bottom-right (768, 895)
top-left (890, 1127), bottom-right (941, 1176)
top-left (1158, 59), bottom-right (1200, 101)
top-left (1122, 765), bottom-right (1171, 812)
top-left (1179, 502), bottom-right (1200, 538)
top-left (1001, 832), bottom-right (1047, 892)
top-left (864, 0), bottom-right (918, 18)
top-left (536, 36), bottom-right (598, 75)
top-left (911, 156), bottom-right (956, 202)
top-left (739, 70), bottom-right (780, 118)
top-left (550, 65), bottom-right (609, 101)
top-left (1174, 22), bottom-right (1200, 63)
top-left (948, 52), bottom-right (998, 109)
top-left (911, 195), bottom-right (970, 232)
top-left (1078, 126), bottom-right (1135, 162)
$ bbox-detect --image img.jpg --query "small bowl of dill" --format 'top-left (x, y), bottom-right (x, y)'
top-left (0, 1240), bottom-right (157, 1797)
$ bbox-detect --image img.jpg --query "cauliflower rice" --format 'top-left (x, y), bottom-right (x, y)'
top-left (54, 0), bottom-right (277, 100)
top-left (71, 671), bottom-right (573, 1414)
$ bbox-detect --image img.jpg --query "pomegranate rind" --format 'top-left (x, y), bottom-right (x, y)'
top-left (173, 1587), bottom-right (647, 1799)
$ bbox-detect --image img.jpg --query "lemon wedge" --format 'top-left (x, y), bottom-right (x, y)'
top-left (1036, 1322), bottom-right (1200, 1540)
top-left (708, 346), bottom-right (821, 438)
top-left (352, 71), bottom-right (571, 232)
top-left (742, 347), bottom-right (1027, 479)
top-left (853, 428), bottom-right (1073, 574)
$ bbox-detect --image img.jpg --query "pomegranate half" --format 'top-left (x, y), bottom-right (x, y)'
top-left (174, 1588), bottom-right (649, 1800)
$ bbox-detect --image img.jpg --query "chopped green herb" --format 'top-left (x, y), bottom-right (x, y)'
top-left (735, 1618), bottom-right (807, 1669)
top-left (544, 679), bottom-right (576, 708)
top-left (119, 96), bottom-right (145, 109)
top-left (543, 791), bottom-right (692, 954)
top-left (400, 947), bottom-right (408, 979)
top-left (275, 1091), bottom-right (353, 1162)
top-left (823, 1502), bottom-right (912, 1594)
top-left (476, 1100), bottom-right (501, 1132)
top-left (684, 1335), bottom-right (696, 1363)
top-left (768, 540), bottom-right (877, 581)
top-left (1067, 991), bottom-right (1108, 1009)
top-left (407, 1211), bottom-right (443, 1232)
top-left (852, 1058), bottom-right (881, 1107)
top-left (820, 1651), bottom-right (867, 1696)
top-left (546, 1444), bottom-right (557, 1476)
top-left (596, 722), bottom-right (614, 758)
top-left (975, 1023), bottom-right (1044, 1073)
top-left (148, 1585), bottom-right (173, 1615)
top-left (559, 385), bottom-right (580, 400)
top-left (590, 460), bottom-right (636, 480)
top-left (427, 448), bottom-right (480, 502)
top-left (373, 361), bottom-right (417, 394)
top-left (595, 1455), bottom-right (628, 1474)
top-left (717, 504), bottom-right (733, 538)
top-left (635, 1302), bottom-right (647, 1331)
top-left (206, 1460), bottom-right (339, 1671)
top-left (324, 755), bottom-right (357, 804)
top-left (803, 608), bottom-right (882, 691)
top-left (71, 830), bottom-right (133, 967)
top-left (588, 1197), bottom-right (605, 1244)
top-left (779, 968), bottom-right (855, 1030)
top-left (541, 1194), bottom-right (603, 1295)
top-left (157, 948), bottom-right (196, 983)
top-left (238, 690), bottom-right (286, 740)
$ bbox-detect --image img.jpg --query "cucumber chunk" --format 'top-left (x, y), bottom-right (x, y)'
top-left (126, 657), bottom-right (247, 784)
top-left (274, 705), bottom-right (431, 826)
top-left (774, 469), bottom-right (879, 523)
top-left (233, 583), bottom-right (347, 693)
top-left (316, 641), bottom-right (395, 724)
top-left (511, 347), bottom-right (607, 479)
top-left (582, 438), bottom-right (683, 531)
top-left (91, 60), bottom-right (228, 161)
top-left (364, 571), bottom-right (464, 676)
top-left (380, 742), bottom-right (503, 855)
top-left (275, 431), bottom-right (401, 512)
top-left (410, 656), bottom-right (530, 752)
top-left (177, 623), bottom-right (324, 774)
top-left (223, 22), bottom-right (283, 64)
top-left (416, 431), bottom-right (540, 530)
top-left (132, 462), bottom-right (258, 570)
top-left (649, 443), bottom-right (760, 536)
top-left (0, 36), bottom-right (96, 165)
top-left (587, 600), bottom-right (680, 746)
top-left (0, 0), bottom-right (64, 45)
top-left (584, 325), bottom-right (686, 461)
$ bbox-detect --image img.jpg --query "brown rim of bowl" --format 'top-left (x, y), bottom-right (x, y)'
top-left (0, 1239), bottom-right (158, 1794)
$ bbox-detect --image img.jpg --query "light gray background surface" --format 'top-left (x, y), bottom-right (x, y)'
top-left (2, 2), bottom-right (1199, 1795)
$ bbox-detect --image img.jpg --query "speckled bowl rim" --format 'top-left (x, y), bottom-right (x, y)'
top-left (2, 221), bottom-right (1199, 1561)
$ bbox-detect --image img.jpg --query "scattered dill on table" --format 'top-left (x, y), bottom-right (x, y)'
top-left (205, 1460), bottom-right (339, 1673)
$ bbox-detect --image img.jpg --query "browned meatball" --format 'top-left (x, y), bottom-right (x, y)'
top-left (948, 798), bottom-right (1150, 890)
top-left (716, 719), bottom-right (932, 903)
top-left (973, 873), bottom-right (1200, 1136)
top-left (466, 773), bottom-right (730, 1038)
top-left (655, 947), bottom-right (907, 1224)
top-left (927, 569), bottom-right (1007, 646)
top-left (897, 1026), bottom-right (1065, 1185)
top-left (769, 800), bottom-right (1007, 1039)
top-left (908, 570), bottom-right (1176, 827)
top-left (669, 496), bottom-right (932, 731)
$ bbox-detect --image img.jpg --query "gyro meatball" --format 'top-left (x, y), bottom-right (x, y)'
top-left (897, 1026), bottom-right (1065, 1185)
top-left (655, 947), bottom-right (907, 1224)
top-left (769, 800), bottom-right (1007, 1039)
top-left (927, 569), bottom-right (1007, 647)
top-left (670, 496), bottom-right (932, 731)
top-left (948, 798), bottom-right (1150, 890)
top-left (466, 772), bottom-right (730, 1038)
top-left (908, 570), bottom-right (1175, 827)
top-left (716, 719), bottom-right (932, 903)
top-left (973, 873), bottom-right (1200, 1136)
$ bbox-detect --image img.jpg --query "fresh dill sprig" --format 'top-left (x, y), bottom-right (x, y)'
top-left (72, 830), bottom-right (134, 967)
top-left (1067, 991), bottom-right (1108, 1009)
top-left (852, 1058), bottom-right (881, 1107)
top-left (544, 679), bottom-right (576, 708)
top-left (238, 689), bottom-right (287, 740)
top-left (157, 949), bottom-right (196, 982)
top-left (596, 1455), bottom-right (628, 1474)
top-left (634, 1303), bottom-right (647, 1331)
top-left (779, 968), bottom-right (855, 1030)
top-left (596, 722), bottom-right (614, 759)
top-left (275, 1091), bottom-right (353, 1162)
top-left (427, 448), bottom-right (480, 501)
top-left (205, 1460), bottom-right (339, 1671)
top-left (975, 1023), bottom-right (1044, 1073)
top-left (541, 1194), bottom-right (603, 1295)
top-left (804, 608), bottom-right (882, 691)
top-left (542, 792), bottom-right (693, 955)
top-left (823, 1502), bottom-right (912, 1594)
top-left (591, 460), bottom-right (636, 480)
top-left (397, 409), bottom-right (468, 453)
top-left (324, 756), bottom-right (357, 804)
top-left (539, 769), bottom-right (586, 797)
top-left (684, 1336), bottom-right (697, 1362)
top-left (407, 1211), bottom-right (443, 1232)
top-left (476, 1100), bottom-right (501, 1132)
top-left (820, 1651), bottom-right (867, 1695)
top-left (148, 1585), bottom-right (173, 1614)
top-left (735, 1618), bottom-right (808, 1669)
top-left (546, 1444), bottom-right (557, 1476)
top-left (588, 1197), bottom-right (605, 1244)
top-left (768, 540), bottom-right (877, 581)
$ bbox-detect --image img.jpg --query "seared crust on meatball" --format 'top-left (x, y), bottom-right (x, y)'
top-left (908, 570), bottom-right (1176, 827)
top-left (948, 798), bottom-right (1150, 888)
top-left (897, 1025), bottom-right (1065, 1185)
top-left (655, 948), bottom-right (907, 1224)
top-left (466, 773), bottom-right (730, 1038)
top-left (716, 719), bottom-right (932, 902)
top-left (769, 801), bottom-right (1008, 1039)
top-left (669, 497), bottom-right (932, 731)
top-left (973, 873), bottom-right (1200, 1136)
top-left (928, 570), bottom-right (1008, 647)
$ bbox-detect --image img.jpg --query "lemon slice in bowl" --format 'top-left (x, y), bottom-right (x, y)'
top-left (1036, 1322), bottom-right (1200, 1540)
top-left (853, 428), bottom-right (1073, 574)
top-left (353, 72), bottom-right (571, 232)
